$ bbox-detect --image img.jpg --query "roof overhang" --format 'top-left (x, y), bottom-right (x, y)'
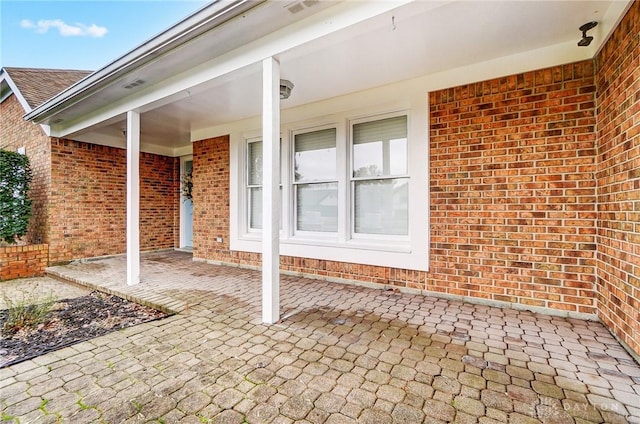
top-left (22, 0), bottom-right (633, 155)
top-left (23, 0), bottom-right (264, 124)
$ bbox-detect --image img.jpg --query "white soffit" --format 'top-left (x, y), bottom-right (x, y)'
top-left (60, 0), bottom-right (630, 155)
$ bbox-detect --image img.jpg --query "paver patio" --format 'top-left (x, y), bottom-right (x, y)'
top-left (2, 250), bottom-right (639, 423)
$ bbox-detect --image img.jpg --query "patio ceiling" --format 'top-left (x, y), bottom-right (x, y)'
top-left (45, 0), bottom-right (630, 156)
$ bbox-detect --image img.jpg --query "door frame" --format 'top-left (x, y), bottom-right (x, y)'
top-left (179, 155), bottom-right (194, 248)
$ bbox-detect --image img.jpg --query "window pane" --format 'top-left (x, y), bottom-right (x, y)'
top-left (389, 138), bottom-right (407, 175)
top-left (249, 187), bottom-right (262, 229)
top-left (353, 115), bottom-right (407, 177)
top-left (353, 141), bottom-right (383, 177)
top-left (249, 187), bottom-right (283, 230)
top-left (295, 128), bottom-right (336, 182)
top-left (296, 183), bottom-right (338, 232)
top-left (249, 140), bottom-right (284, 185)
top-left (354, 179), bottom-right (408, 235)
top-left (248, 141), bottom-right (262, 185)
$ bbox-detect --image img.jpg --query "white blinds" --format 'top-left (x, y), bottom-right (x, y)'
top-left (294, 128), bottom-right (337, 183)
top-left (353, 115), bottom-right (407, 145)
top-left (295, 128), bottom-right (336, 152)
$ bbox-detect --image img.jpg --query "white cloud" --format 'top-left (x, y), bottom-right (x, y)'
top-left (20, 19), bottom-right (108, 38)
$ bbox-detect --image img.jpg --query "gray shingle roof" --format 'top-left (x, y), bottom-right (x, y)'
top-left (4, 67), bottom-right (92, 109)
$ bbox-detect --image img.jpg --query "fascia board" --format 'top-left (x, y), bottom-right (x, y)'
top-left (24, 0), bottom-right (260, 123)
top-left (49, 0), bottom-right (414, 138)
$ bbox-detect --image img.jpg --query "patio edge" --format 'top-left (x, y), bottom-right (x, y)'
top-left (193, 256), bottom-right (599, 321)
top-left (45, 268), bottom-right (180, 315)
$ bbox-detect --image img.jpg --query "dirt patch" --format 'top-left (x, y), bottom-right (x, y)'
top-left (0, 291), bottom-right (168, 367)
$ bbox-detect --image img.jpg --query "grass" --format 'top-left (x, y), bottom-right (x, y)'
top-left (1, 412), bottom-right (19, 423)
top-left (38, 398), bottom-right (49, 414)
top-left (130, 399), bottom-right (143, 414)
top-left (76, 398), bottom-right (91, 410)
top-left (1, 288), bottom-right (57, 335)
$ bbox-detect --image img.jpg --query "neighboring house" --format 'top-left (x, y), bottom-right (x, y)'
top-left (1, 1), bottom-right (638, 357)
top-left (1, 68), bottom-right (92, 245)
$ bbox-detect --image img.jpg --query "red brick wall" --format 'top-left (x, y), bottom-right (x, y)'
top-left (140, 152), bottom-right (180, 250)
top-left (595, 2), bottom-right (640, 355)
top-left (0, 94), bottom-right (51, 244)
top-left (194, 61), bottom-right (598, 315)
top-left (48, 139), bottom-right (179, 263)
top-left (429, 62), bottom-right (597, 314)
top-left (192, 136), bottom-right (262, 266)
top-left (0, 244), bottom-right (48, 280)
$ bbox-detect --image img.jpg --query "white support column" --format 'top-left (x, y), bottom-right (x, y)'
top-left (126, 110), bottom-right (141, 286)
top-left (262, 57), bottom-right (280, 324)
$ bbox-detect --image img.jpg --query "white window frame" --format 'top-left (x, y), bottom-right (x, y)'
top-left (243, 135), bottom-right (287, 236)
top-left (291, 124), bottom-right (341, 241)
top-left (246, 137), bottom-right (263, 233)
top-left (229, 97), bottom-right (430, 272)
top-left (349, 112), bottom-right (411, 243)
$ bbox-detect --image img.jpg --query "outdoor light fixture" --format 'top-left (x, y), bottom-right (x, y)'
top-left (578, 21), bottom-right (598, 47)
top-left (280, 79), bottom-right (294, 99)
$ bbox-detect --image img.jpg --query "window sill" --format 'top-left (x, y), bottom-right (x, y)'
top-left (239, 233), bottom-right (410, 253)
top-left (232, 233), bottom-right (427, 271)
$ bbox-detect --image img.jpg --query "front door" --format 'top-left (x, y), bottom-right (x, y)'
top-left (181, 158), bottom-right (193, 248)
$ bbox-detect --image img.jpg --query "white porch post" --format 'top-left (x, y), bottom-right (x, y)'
top-left (262, 57), bottom-right (280, 324)
top-left (126, 110), bottom-right (141, 286)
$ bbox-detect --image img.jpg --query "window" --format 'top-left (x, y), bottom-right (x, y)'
top-left (247, 140), bottom-right (263, 230)
top-left (352, 115), bottom-right (408, 236)
top-left (244, 115), bottom-right (409, 238)
top-left (233, 107), bottom-right (427, 270)
top-left (223, 75), bottom-right (432, 270)
top-left (246, 139), bottom-right (284, 231)
top-left (293, 128), bottom-right (338, 233)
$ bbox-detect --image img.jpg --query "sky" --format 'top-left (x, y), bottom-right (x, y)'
top-left (1, 0), bottom-right (208, 71)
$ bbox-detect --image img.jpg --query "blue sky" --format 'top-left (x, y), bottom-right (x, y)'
top-left (1, 0), bottom-right (208, 70)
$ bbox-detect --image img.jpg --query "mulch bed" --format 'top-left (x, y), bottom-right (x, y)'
top-left (0, 291), bottom-right (168, 368)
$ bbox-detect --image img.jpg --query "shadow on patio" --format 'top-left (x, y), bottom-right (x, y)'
top-left (28, 250), bottom-right (640, 422)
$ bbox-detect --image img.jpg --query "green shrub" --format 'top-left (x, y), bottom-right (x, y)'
top-left (0, 149), bottom-right (33, 244)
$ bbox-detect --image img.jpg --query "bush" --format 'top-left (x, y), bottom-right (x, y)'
top-left (0, 149), bottom-right (33, 244)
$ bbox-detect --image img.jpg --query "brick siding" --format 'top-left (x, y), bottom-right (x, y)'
top-left (0, 244), bottom-right (48, 280)
top-left (48, 139), bottom-right (179, 263)
top-left (429, 61), bottom-right (598, 314)
top-left (595, 2), bottom-right (640, 355)
top-left (192, 136), bottom-right (248, 261)
top-left (194, 59), bottom-right (599, 316)
top-left (141, 152), bottom-right (181, 250)
top-left (0, 95), bottom-right (51, 244)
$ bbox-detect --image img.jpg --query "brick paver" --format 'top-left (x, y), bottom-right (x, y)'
top-left (1, 250), bottom-right (639, 423)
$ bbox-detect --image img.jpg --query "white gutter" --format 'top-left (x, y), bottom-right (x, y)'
top-left (24, 0), bottom-right (262, 124)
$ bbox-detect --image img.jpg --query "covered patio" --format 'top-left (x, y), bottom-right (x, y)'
top-left (10, 250), bottom-right (633, 422)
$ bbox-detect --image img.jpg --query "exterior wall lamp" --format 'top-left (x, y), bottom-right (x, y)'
top-left (280, 79), bottom-right (294, 99)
